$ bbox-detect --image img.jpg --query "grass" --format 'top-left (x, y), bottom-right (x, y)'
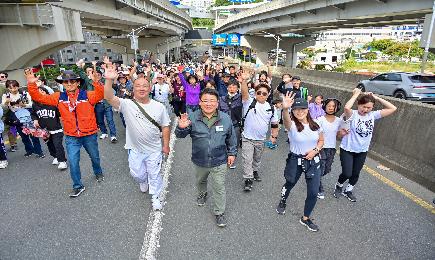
top-left (338, 61), bottom-right (435, 74)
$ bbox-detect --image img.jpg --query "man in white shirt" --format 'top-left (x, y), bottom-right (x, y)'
top-left (240, 69), bottom-right (279, 191)
top-left (103, 62), bottom-right (171, 211)
top-left (152, 74), bottom-right (173, 115)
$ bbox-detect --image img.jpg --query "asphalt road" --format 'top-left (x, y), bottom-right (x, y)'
top-left (1, 115), bottom-right (434, 260)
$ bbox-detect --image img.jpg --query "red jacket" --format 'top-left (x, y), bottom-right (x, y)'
top-left (27, 82), bottom-right (104, 137)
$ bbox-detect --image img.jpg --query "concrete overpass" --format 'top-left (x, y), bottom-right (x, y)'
top-left (0, 0), bottom-right (192, 76)
top-left (214, 0), bottom-right (435, 67)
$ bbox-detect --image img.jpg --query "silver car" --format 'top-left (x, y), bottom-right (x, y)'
top-left (357, 72), bottom-right (435, 104)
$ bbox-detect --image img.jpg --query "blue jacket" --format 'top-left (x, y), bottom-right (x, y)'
top-left (175, 109), bottom-right (238, 168)
top-left (214, 74), bottom-right (228, 97)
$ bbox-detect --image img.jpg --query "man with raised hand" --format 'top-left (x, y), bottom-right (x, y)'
top-left (103, 62), bottom-right (171, 211)
top-left (25, 68), bottom-right (105, 198)
top-left (175, 88), bottom-right (237, 227)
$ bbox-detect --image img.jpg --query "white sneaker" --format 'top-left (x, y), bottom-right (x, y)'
top-left (52, 158), bottom-right (59, 165)
top-left (152, 196), bottom-right (162, 211)
top-left (110, 136), bottom-right (118, 143)
top-left (0, 160), bottom-right (8, 169)
top-left (99, 133), bottom-right (108, 139)
top-left (139, 182), bottom-right (149, 193)
top-left (58, 162), bottom-right (68, 170)
top-left (229, 164), bottom-right (236, 169)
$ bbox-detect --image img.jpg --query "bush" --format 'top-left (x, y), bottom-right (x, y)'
top-left (315, 64), bottom-right (326, 71)
top-left (297, 60), bottom-right (311, 69)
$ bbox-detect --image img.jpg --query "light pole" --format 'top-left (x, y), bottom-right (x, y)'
top-left (421, 0), bottom-right (435, 73)
top-left (127, 22), bottom-right (162, 61)
top-left (262, 31), bottom-right (282, 67)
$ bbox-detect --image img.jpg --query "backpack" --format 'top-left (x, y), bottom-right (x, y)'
top-left (240, 99), bottom-right (275, 132)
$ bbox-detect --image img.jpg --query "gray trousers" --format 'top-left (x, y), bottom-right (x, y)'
top-left (242, 137), bottom-right (265, 179)
top-left (195, 163), bottom-right (227, 215)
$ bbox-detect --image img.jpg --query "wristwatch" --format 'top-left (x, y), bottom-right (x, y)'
top-left (313, 147), bottom-right (321, 152)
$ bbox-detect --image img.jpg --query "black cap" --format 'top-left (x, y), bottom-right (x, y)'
top-left (292, 76), bottom-right (301, 81)
top-left (136, 66), bottom-right (145, 74)
top-left (55, 70), bottom-right (82, 83)
top-left (292, 98), bottom-right (308, 109)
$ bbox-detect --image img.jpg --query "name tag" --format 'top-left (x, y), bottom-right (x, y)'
top-left (216, 125), bottom-right (224, 132)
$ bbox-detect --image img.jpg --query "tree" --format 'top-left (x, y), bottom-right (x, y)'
top-left (364, 52), bottom-right (377, 61)
top-left (364, 39), bottom-right (395, 52)
top-left (192, 18), bottom-right (214, 29)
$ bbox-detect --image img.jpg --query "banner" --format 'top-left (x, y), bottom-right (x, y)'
top-left (227, 34), bottom-right (241, 46)
top-left (212, 34), bottom-right (227, 46)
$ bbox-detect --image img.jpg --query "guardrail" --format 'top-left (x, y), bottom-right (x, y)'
top-left (0, 3), bottom-right (54, 28)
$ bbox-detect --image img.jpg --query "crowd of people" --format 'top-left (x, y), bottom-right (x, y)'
top-left (0, 55), bottom-right (397, 230)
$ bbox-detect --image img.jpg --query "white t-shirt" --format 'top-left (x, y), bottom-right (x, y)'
top-left (316, 116), bottom-right (342, 149)
top-left (152, 83), bottom-right (170, 103)
top-left (119, 98), bottom-right (171, 153)
top-left (340, 110), bottom-right (382, 153)
top-left (1, 92), bottom-right (32, 109)
top-left (242, 97), bottom-right (278, 140)
top-left (288, 122), bottom-right (322, 155)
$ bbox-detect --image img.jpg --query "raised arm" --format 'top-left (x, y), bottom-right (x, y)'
top-left (24, 69), bottom-right (60, 107)
top-left (344, 88), bottom-right (361, 119)
top-left (102, 63), bottom-right (121, 110)
top-left (371, 93), bottom-right (397, 118)
top-left (239, 68), bottom-right (251, 102)
top-left (281, 91), bottom-right (296, 130)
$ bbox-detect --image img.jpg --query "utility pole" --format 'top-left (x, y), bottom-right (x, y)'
top-left (421, 0), bottom-right (435, 73)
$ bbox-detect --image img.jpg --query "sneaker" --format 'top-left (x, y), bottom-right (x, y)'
top-left (333, 185), bottom-right (343, 198)
top-left (229, 164), bottom-right (236, 169)
top-left (253, 171), bottom-right (262, 182)
top-left (52, 158), bottom-right (59, 165)
top-left (110, 136), bottom-right (118, 143)
top-left (196, 192), bottom-right (207, 206)
top-left (215, 214), bottom-right (227, 227)
top-left (0, 160), bottom-right (8, 169)
top-left (276, 200), bottom-right (286, 215)
top-left (244, 179), bottom-right (253, 191)
top-left (9, 145), bottom-right (17, 152)
top-left (96, 174), bottom-right (105, 182)
top-left (69, 187), bottom-right (86, 198)
top-left (152, 196), bottom-right (163, 211)
top-left (24, 152), bottom-right (33, 157)
top-left (139, 182), bottom-right (149, 193)
top-left (99, 133), bottom-right (108, 139)
top-left (299, 217), bottom-right (319, 232)
top-left (343, 191), bottom-right (357, 202)
top-left (58, 162), bottom-right (68, 170)
top-left (35, 153), bottom-right (45, 158)
top-left (317, 192), bottom-right (325, 200)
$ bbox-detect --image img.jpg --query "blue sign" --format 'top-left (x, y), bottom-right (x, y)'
top-left (227, 34), bottom-right (241, 46)
top-left (212, 34), bottom-right (227, 46)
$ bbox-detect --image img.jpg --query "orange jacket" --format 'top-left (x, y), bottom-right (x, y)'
top-left (27, 82), bottom-right (104, 137)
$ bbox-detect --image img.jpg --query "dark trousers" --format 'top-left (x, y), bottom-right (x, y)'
top-left (95, 103), bottom-right (117, 137)
top-left (46, 132), bottom-right (67, 162)
top-left (319, 148), bottom-right (336, 192)
top-left (17, 127), bottom-right (43, 155)
top-left (0, 134), bottom-right (6, 160)
top-left (280, 153), bottom-right (321, 217)
top-left (337, 148), bottom-right (368, 186)
top-left (172, 100), bottom-right (186, 117)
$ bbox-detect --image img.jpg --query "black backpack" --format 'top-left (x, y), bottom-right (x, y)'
top-left (240, 99), bottom-right (275, 132)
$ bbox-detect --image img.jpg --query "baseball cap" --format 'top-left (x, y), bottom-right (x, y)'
top-left (292, 98), bottom-right (308, 109)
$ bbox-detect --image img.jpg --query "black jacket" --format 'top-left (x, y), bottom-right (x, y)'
top-left (219, 93), bottom-right (243, 127)
top-left (31, 102), bottom-right (62, 131)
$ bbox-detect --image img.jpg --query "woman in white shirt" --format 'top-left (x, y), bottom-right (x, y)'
top-left (276, 94), bottom-right (324, 232)
top-left (333, 88), bottom-right (397, 202)
top-left (151, 74), bottom-right (173, 115)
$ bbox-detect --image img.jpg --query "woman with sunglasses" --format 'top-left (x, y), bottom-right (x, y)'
top-left (276, 93), bottom-right (324, 232)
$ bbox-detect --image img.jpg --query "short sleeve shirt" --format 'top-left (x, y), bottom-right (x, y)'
top-left (340, 110), bottom-right (382, 153)
top-left (316, 116), bottom-right (342, 149)
top-left (119, 98), bottom-right (170, 153)
top-left (242, 97), bottom-right (278, 140)
top-left (288, 122), bottom-right (322, 155)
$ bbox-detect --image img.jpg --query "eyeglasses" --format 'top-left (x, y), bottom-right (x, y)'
top-left (200, 100), bottom-right (218, 104)
top-left (256, 91), bottom-right (268, 97)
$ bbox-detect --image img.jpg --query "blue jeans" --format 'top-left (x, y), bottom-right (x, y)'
top-left (95, 103), bottom-right (117, 137)
top-left (17, 127), bottom-right (43, 155)
top-left (65, 134), bottom-right (103, 189)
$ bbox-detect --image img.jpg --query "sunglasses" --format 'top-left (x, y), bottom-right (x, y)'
top-left (256, 91), bottom-right (268, 97)
top-left (62, 80), bottom-right (78, 84)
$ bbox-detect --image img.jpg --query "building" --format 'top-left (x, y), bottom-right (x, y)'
top-left (51, 31), bottom-right (122, 65)
top-left (180, 0), bottom-right (214, 18)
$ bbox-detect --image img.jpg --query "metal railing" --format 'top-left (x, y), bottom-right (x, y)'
top-left (0, 3), bottom-right (54, 28)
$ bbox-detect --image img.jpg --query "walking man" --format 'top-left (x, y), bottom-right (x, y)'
top-left (175, 88), bottom-right (237, 227)
top-left (103, 63), bottom-right (171, 211)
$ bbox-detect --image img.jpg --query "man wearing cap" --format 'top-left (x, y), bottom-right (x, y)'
top-left (151, 74), bottom-right (173, 115)
top-left (290, 76), bottom-right (309, 100)
top-left (25, 68), bottom-right (105, 198)
top-left (214, 64), bottom-right (230, 97)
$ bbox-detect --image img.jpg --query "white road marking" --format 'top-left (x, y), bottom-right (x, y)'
top-left (139, 118), bottom-right (178, 260)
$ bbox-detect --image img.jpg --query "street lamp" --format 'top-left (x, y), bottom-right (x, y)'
top-left (127, 22), bottom-right (163, 60)
top-left (262, 31), bottom-right (282, 67)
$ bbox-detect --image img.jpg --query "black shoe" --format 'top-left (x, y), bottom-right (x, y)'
top-left (343, 191), bottom-right (357, 202)
top-left (24, 152), bottom-right (33, 157)
top-left (276, 200), bottom-right (286, 215)
top-left (244, 179), bottom-right (253, 191)
top-left (35, 153), bottom-right (45, 158)
top-left (253, 171), bottom-right (262, 182)
top-left (333, 185), bottom-right (343, 198)
top-left (96, 174), bottom-right (105, 182)
top-left (299, 217), bottom-right (319, 232)
top-left (69, 187), bottom-right (86, 198)
top-left (215, 214), bottom-right (227, 227)
top-left (9, 145), bottom-right (17, 152)
top-left (196, 192), bottom-right (207, 206)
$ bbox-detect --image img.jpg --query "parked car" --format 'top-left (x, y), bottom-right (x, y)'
top-left (357, 72), bottom-right (435, 104)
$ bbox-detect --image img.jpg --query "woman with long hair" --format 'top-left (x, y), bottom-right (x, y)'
top-left (275, 93), bottom-right (324, 232)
